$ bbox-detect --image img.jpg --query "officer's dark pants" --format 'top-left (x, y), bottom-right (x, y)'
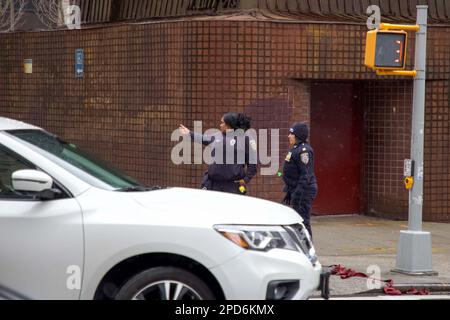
top-left (210, 180), bottom-right (241, 194)
top-left (292, 187), bottom-right (317, 240)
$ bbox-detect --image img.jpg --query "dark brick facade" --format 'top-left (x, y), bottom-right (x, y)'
top-left (362, 80), bottom-right (412, 220)
top-left (1, 17), bottom-right (449, 220)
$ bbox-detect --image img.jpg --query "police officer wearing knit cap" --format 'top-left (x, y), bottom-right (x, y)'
top-left (282, 122), bottom-right (318, 239)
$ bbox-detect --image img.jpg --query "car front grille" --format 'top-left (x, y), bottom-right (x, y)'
top-left (284, 224), bottom-right (318, 265)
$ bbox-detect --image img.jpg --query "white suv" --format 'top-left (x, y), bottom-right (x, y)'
top-left (0, 117), bottom-right (327, 300)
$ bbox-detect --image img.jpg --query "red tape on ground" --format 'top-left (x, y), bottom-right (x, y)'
top-left (329, 264), bottom-right (430, 296)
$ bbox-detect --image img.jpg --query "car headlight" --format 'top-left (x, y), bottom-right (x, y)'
top-left (213, 225), bottom-right (298, 252)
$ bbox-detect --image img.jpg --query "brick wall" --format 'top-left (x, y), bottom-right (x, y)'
top-left (1, 19), bottom-right (449, 220)
top-left (424, 80), bottom-right (450, 221)
top-left (362, 80), bottom-right (412, 220)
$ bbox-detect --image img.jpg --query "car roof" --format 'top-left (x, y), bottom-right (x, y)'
top-left (0, 117), bottom-right (42, 131)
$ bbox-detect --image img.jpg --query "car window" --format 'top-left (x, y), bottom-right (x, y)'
top-left (0, 147), bottom-right (35, 199)
top-left (0, 145), bottom-right (69, 200)
top-left (7, 130), bottom-right (145, 190)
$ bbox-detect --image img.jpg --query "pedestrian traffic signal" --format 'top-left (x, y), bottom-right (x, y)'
top-left (364, 30), bottom-right (408, 70)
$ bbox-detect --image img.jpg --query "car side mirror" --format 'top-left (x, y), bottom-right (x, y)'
top-left (12, 170), bottom-right (53, 193)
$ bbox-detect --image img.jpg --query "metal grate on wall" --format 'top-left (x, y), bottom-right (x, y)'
top-left (60, 1), bottom-right (450, 25)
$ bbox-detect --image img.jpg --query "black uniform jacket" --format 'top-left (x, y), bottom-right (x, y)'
top-left (191, 131), bottom-right (258, 184)
top-left (282, 142), bottom-right (317, 200)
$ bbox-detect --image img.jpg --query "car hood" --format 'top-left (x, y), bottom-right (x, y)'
top-left (130, 187), bottom-right (302, 227)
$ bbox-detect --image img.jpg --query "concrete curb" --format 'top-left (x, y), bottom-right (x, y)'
top-left (388, 283), bottom-right (450, 292)
top-left (350, 283), bottom-right (450, 296)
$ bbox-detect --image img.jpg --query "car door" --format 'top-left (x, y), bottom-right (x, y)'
top-left (0, 144), bottom-right (84, 300)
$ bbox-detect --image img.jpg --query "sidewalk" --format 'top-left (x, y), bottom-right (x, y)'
top-left (310, 215), bottom-right (450, 297)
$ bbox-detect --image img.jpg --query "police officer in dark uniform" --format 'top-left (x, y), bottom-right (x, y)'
top-left (282, 122), bottom-right (318, 239)
top-left (179, 113), bottom-right (257, 195)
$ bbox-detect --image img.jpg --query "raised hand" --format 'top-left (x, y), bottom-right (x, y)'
top-left (179, 124), bottom-right (190, 135)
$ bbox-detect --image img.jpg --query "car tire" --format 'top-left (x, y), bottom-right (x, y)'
top-left (115, 266), bottom-right (216, 300)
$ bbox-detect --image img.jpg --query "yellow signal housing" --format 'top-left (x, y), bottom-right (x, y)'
top-left (365, 29), bottom-right (408, 71)
top-left (404, 176), bottom-right (414, 190)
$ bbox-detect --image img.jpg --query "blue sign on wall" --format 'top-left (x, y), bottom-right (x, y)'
top-left (75, 49), bottom-right (84, 78)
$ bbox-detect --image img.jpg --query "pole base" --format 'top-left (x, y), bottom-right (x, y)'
top-left (394, 230), bottom-right (437, 275)
top-left (391, 269), bottom-right (438, 276)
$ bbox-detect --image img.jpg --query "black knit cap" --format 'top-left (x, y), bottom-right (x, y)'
top-left (289, 122), bottom-right (309, 142)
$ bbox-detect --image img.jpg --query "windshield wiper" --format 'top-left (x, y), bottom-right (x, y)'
top-left (115, 185), bottom-right (163, 192)
top-left (115, 186), bottom-right (151, 192)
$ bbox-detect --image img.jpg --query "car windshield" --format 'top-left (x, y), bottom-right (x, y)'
top-left (7, 129), bottom-right (147, 191)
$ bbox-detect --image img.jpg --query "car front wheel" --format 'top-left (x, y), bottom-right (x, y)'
top-left (115, 267), bottom-right (215, 300)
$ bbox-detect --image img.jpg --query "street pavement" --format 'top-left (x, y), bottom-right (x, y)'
top-left (309, 214), bottom-right (450, 299)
